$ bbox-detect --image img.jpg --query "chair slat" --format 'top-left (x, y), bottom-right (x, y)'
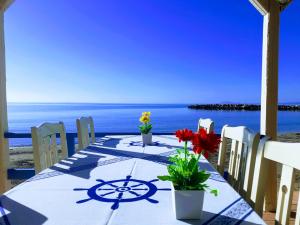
top-left (250, 137), bottom-right (269, 216)
top-left (234, 142), bottom-right (244, 192)
top-left (243, 134), bottom-right (260, 201)
top-left (228, 139), bottom-right (238, 186)
top-left (275, 165), bottom-right (295, 225)
top-left (217, 125), bottom-right (228, 175)
top-left (295, 191), bottom-right (300, 225)
top-left (76, 116), bottom-right (96, 150)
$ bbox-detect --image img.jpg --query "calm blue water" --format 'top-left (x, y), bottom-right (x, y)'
top-left (7, 103), bottom-right (300, 146)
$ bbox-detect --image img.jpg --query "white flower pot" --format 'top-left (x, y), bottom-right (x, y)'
top-left (142, 132), bottom-right (152, 145)
top-left (171, 185), bottom-right (204, 220)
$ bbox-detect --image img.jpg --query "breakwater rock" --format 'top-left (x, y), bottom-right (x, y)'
top-left (188, 104), bottom-right (300, 111)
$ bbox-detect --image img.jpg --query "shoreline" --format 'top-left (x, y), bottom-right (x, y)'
top-left (188, 104), bottom-right (300, 111)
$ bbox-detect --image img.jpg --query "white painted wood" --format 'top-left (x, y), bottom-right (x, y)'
top-left (264, 141), bottom-right (300, 170)
top-left (242, 132), bottom-right (260, 200)
top-left (217, 125), bottom-right (228, 175)
top-left (76, 116), bottom-right (96, 150)
top-left (217, 125), bottom-right (259, 201)
top-left (228, 139), bottom-right (238, 187)
top-left (31, 122), bottom-right (68, 173)
top-left (260, 1), bottom-right (280, 141)
top-left (295, 190), bottom-right (300, 225)
top-left (249, 0), bottom-right (269, 15)
top-left (250, 136), bottom-right (269, 216)
top-left (275, 165), bottom-right (294, 225)
top-left (251, 139), bottom-right (300, 223)
top-left (0, 9), bottom-right (10, 193)
top-left (233, 141), bottom-right (244, 191)
top-left (197, 118), bottom-right (214, 133)
top-left (249, 0), bottom-right (283, 211)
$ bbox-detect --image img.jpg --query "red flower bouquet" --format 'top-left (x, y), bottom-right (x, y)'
top-left (175, 129), bottom-right (194, 142)
top-left (192, 129), bottom-right (221, 157)
top-left (158, 128), bottom-right (221, 193)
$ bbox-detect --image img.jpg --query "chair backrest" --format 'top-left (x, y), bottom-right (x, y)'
top-left (31, 122), bottom-right (68, 173)
top-left (217, 125), bottom-right (260, 200)
top-left (76, 116), bottom-right (95, 150)
top-left (251, 139), bottom-right (300, 224)
top-left (197, 118), bottom-right (214, 133)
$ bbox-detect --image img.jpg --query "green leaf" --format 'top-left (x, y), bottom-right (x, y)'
top-left (210, 189), bottom-right (219, 196)
top-left (139, 123), bottom-right (152, 134)
top-left (157, 175), bottom-right (172, 181)
top-left (197, 170), bottom-right (210, 183)
top-left (158, 148), bottom-right (218, 192)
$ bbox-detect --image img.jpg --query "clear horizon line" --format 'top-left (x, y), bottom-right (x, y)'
top-left (7, 101), bottom-right (300, 105)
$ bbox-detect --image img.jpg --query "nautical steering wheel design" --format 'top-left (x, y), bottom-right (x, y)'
top-left (74, 175), bottom-right (171, 210)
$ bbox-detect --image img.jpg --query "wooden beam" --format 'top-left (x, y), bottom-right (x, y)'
top-left (260, 0), bottom-right (280, 212)
top-left (249, 0), bottom-right (269, 15)
top-left (0, 10), bottom-right (10, 193)
top-left (0, 0), bottom-right (14, 11)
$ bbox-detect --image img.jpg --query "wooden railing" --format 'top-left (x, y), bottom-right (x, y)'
top-left (4, 132), bottom-right (174, 180)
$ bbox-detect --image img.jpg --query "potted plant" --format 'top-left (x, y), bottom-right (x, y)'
top-left (158, 128), bottom-right (221, 220)
top-left (139, 112), bottom-right (152, 145)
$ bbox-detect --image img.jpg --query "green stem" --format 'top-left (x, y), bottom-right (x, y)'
top-left (192, 153), bottom-right (202, 172)
top-left (184, 141), bottom-right (187, 162)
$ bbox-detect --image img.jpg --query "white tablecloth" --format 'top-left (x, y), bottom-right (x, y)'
top-left (0, 135), bottom-right (266, 225)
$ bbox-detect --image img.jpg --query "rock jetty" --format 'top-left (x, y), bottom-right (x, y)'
top-left (188, 104), bottom-right (300, 111)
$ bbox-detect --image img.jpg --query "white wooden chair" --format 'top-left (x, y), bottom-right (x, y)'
top-left (251, 138), bottom-right (300, 224)
top-left (31, 122), bottom-right (68, 173)
top-left (76, 116), bottom-right (96, 150)
top-left (217, 125), bottom-right (260, 200)
top-left (197, 118), bottom-right (214, 133)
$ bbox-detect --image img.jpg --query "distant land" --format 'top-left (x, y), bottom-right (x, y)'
top-left (188, 104), bottom-right (300, 111)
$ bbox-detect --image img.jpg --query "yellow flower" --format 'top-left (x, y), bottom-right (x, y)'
top-left (142, 112), bottom-right (151, 117)
top-left (140, 115), bottom-right (150, 124)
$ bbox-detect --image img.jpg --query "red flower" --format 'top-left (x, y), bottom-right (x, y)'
top-left (192, 128), bottom-right (221, 157)
top-left (175, 129), bottom-right (194, 142)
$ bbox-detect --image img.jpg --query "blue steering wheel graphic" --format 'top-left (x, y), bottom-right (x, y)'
top-left (74, 175), bottom-right (170, 210)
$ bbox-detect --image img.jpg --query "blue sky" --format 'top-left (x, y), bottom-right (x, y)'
top-left (4, 0), bottom-right (300, 104)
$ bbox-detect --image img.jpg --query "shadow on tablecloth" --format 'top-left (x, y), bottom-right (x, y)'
top-left (0, 195), bottom-right (47, 225)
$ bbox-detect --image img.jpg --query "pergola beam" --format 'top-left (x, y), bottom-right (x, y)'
top-left (249, 0), bottom-right (269, 15)
top-left (0, 0), bottom-right (14, 11)
top-left (0, 0), bottom-right (14, 193)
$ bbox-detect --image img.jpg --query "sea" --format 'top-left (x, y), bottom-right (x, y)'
top-left (7, 103), bottom-right (300, 146)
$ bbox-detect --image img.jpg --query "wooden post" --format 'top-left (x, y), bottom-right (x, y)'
top-left (0, 9), bottom-right (9, 193)
top-left (260, 0), bottom-right (280, 212)
top-left (0, 0), bottom-right (14, 193)
top-left (249, 0), bottom-right (291, 212)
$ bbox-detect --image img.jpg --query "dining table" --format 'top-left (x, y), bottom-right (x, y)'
top-left (0, 135), bottom-right (266, 225)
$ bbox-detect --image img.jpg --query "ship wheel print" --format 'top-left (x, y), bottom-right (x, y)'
top-left (74, 175), bottom-right (171, 210)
